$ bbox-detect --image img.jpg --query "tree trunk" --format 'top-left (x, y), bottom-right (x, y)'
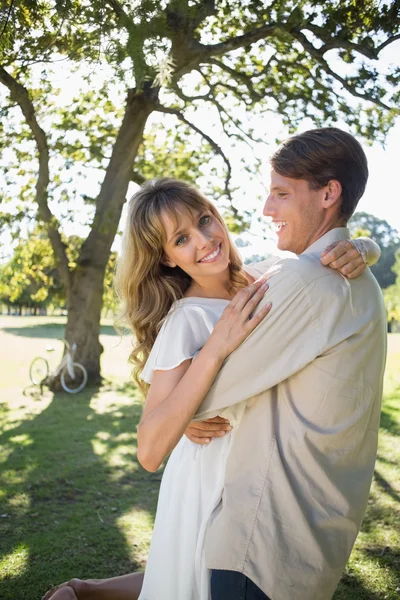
top-left (64, 265), bottom-right (105, 383)
top-left (52, 86), bottom-right (158, 387)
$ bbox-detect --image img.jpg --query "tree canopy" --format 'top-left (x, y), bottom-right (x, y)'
top-left (349, 211), bottom-right (400, 289)
top-left (383, 248), bottom-right (400, 328)
top-left (0, 0), bottom-right (399, 380)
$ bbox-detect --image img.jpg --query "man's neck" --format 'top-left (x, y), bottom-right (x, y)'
top-left (302, 217), bottom-right (347, 254)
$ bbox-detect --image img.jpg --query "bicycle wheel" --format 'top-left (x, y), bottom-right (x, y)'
top-left (29, 357), bottom-right (49, 386)
top-left (60, 362), bottom-right (88, 394)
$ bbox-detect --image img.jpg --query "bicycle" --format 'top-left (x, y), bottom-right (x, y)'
top-left (29, 340), bottom-right (88, 394)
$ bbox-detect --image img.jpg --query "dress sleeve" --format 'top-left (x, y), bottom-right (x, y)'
top-left (350, 237), bottom-right (381, 266)
top-left (141, 305), bottom-right (214, 384)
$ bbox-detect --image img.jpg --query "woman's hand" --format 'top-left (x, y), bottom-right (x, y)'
top-left (185, 416), bottom-right (232, 444)
top-left (206, 278), bottom-right (271, 361)
top-left (320, 239), bottom-right (366, 279)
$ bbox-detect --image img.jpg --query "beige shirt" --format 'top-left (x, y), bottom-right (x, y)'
top-left (196, 228), bottom-right (387, 600)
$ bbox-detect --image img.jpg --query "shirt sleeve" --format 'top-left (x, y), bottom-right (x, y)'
top-left (141, 305), bottom-right (214, 384)
top-left (195, 256), bottom-right (354, 419)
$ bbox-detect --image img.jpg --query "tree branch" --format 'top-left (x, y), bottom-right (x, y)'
top-left (105, 0), bottom-right (130, 22)
top-left (291, 30), bottom-right (397, 112)
top-left (377, 33), bottom-right (400, 54)
top-left (172, 82), bottom-right (211, 102)
top-left (196, 23), bottom-right (281, 60)
top-left (198, 68), bottom-right (268, 145)
top-left (208, 58), bottom-right (263, 103)
top-left (154, 103), bottom-right (238, 212)
top-left (0, 0), bottom-right (14, 39)
top-left (0, 65), bottom-right (70, 287)
top-left (302, 24), bottom-right (378, 59)
top-left (188, 0), bottom-right (216, 29)
top-left (131, 171), bottom-right (146, 185)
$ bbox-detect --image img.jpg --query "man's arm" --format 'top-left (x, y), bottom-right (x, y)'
top-left (195, 257), bottom-right (350, 419)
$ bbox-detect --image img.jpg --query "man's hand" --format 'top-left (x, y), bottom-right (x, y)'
top-left (320, 239), bottom-right (366, 279)
top-left (185, 416), bottom-right (232, 444)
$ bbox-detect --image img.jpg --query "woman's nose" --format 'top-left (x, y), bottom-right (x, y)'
top-left (195, 230), bottom-right (211, 249)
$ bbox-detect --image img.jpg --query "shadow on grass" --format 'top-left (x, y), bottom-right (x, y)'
top-left (380, 403), bottom-right (400, 437)
top-left (1, 323), bottom-right (120, 339)
top-left (334, 470), bottom-right (400, 599)
top-left (334, 572), bottom-right (387, 599)
top-left (335, 509), bottom-right (400, 599)
top-left (373, 469), bottom-right (400, 504)
top-left (0, 384), bottom-right (158, 600)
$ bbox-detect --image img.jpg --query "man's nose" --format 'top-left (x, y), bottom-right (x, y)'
top-left (263, 194), bottom-right (275, 217)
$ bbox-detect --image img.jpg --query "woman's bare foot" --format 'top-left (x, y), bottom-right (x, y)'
top-left (42, 584), bottom-right (78, 600)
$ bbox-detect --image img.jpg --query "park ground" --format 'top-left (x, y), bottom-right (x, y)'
top-left (0, 315), bottom-right (399, 600)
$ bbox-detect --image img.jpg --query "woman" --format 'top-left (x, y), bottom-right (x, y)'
top-left (43, 178), bottom-right (380, 600)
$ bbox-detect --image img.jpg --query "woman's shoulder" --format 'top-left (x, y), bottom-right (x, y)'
top-left (162, 296), bottom-right (228, 331)
top-left (141, 298), bottom-right (226, 384)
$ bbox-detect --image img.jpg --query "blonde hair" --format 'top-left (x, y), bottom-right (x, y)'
top-left (114, 178), bottom-right (248, 395)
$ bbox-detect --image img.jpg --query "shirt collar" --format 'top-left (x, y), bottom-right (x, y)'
top-left (301, 227), bottom-right (350, 255)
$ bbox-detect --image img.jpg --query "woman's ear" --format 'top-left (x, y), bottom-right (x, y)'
top-left (161, 255), bottom-right (177, 268)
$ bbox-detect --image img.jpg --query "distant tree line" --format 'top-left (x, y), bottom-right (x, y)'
top-left (0, 229), bottom-right (117, 317)
top-left (1, 212), bottom-right (400, 327)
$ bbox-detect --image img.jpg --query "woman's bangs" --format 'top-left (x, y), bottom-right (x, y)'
top-left (158, 193), bottom-right (210, 234)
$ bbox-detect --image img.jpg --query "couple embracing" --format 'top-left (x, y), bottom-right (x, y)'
top-left (44, 127), bottom-right (386, 600)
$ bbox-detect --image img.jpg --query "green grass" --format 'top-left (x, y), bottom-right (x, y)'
top-left (0, 316), bottom-right (399, 600)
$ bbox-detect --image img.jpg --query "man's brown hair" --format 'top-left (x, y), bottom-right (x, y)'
top-left (270, 127), bottom-right (368, 220)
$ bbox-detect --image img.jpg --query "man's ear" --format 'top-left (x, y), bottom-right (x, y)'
top-left (322, 179), bottom-right (342, 209)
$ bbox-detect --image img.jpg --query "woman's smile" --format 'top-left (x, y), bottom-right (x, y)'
top-left (198, 242), bottom-right (222, 264)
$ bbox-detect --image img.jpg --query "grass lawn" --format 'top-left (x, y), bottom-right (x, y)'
top-left (0, 316), bottom-right (399, 600)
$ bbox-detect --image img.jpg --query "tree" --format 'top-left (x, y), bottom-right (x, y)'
top-left (0, 229), bottom-right (118, 316)
top-left (383, 249), bottom-right (400, 330)
top-left (0, 1), bottom-right (399, 383)
top-left (0, 229), bottom-right (63, 313)
top-left (349, 212), bottom-right (400, 288)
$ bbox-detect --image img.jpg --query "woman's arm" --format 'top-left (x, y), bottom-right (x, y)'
top-left (137, 279), bottom-right (271, 472)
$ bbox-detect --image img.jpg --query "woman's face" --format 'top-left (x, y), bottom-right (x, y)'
top-left (160, 206), bottom-right (231, 282)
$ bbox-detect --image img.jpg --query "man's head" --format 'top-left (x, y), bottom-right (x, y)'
top-left (264, 127), bottom-right (368, 254)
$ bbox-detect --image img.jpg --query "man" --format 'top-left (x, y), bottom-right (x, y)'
top-left (189, 127), bottom-right (387, 599)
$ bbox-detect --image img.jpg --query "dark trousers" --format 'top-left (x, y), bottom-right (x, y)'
top-left (211, 569), bottom-right (272, 600)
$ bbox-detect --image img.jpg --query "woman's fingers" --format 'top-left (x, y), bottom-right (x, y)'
top-left (339, 258), bottom-right (364, 277)
top-left (239, 281), bottom-right (269, 321)
top-left (346, 264), bottom-right (364, 279)
top-left (230, 278), bottom-right (268, 311)
top-left (187, 419), bottom-right (232, 433)
top-left (184, 417), bottom-right (232, 444)
top-left (321, 241), bottom-right (357, 266)
top-left (321, 239), bottom-right (368, 276)
top-left (247, 300), bottom-right (272, 331)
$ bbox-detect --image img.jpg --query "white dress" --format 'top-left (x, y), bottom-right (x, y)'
top-left (137, 296), bottom-right (251, 600)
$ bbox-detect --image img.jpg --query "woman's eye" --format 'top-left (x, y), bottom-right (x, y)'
top-left (199, 215), bottom-right (211, 227)
top-left (176, 235), bottom-right (187, 246)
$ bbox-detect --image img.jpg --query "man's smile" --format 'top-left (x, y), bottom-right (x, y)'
top-left (273, 220), bottom-right (288, 234)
